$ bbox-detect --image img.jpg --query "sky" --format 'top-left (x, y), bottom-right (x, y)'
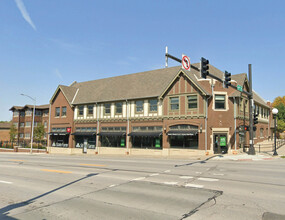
top-left (0, 0), bottom-right (284, 121)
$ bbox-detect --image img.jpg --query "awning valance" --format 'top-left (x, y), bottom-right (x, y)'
top-left (49, 132), bottom-right (69, 136)
top-left (71, 132), bottom-right (96, 136)
top-left (128, 132), bottom-right (162, 137)
top-left (167, 130), bottom-right (198, 136)
top-left (98, 132), bottom-right (126, 136)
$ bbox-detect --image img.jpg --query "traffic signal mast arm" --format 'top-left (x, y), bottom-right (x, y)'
top-left (165, 52), bottom-right (200, 72)
top-left (165, 52), bottom-right (250, 96)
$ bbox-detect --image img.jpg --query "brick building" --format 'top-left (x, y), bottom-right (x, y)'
top-left (0, 122), bottom-right (12, 142)
top-left (9, 105), bottom-right (49, 145)
top-left (47, 64), bottom-right (272, 156)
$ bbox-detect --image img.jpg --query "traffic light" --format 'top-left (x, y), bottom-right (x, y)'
top-left (224, 71), bottom-right (231, 88)
top-left (244, 125), bottom-right (249, 132)
top-left (254, 113), bottom-right (258, 125)
top-left (201, 57), bottom-right (209, 79)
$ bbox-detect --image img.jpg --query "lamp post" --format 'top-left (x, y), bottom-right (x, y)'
top-left (272, 108), bottom-right (278, 156)
top-left (21, 94), bottom-right (36, 154)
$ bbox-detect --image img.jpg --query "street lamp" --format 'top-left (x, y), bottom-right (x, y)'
top-left (21, 94), bottom-right (36, 154)
top-left (272, 108), bottom-right (278, 156)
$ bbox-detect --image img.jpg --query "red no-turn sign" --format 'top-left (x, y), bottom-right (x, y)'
top-left (182, 54), bottom-right (191, 71)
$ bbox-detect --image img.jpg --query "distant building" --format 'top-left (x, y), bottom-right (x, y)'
top-left (0, 122), bottom-right (12, 142)
top-left (9, 105), bottom-right (49, 145)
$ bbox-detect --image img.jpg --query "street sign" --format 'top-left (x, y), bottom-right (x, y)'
top-left (237, 85), bottom-right (243, 92)
top-left (182, 54), bottom-right (190, 71)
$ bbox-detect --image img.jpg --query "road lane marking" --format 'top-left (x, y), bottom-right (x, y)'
top-left (185, 183), bottom-right (204, 188)
top-left (195, 172), bottom-right (202, 174)
top-left (164, 182), bottom-right (178, 185)
top-left (109, 184), bottom-right (116, 188)
top-left (132, 177), bottom-right (146, 181)
top-left (197, 177), bottom-right (219, 182)
top-left (80, 164), bottom-right (106, 167)
top-left (41, 169), bottom-right (72, 174)
top-left (9, 159), bottom-right (25, 162)
top-left (179, 176), bottom-right (193, 179)
top-left (0, 180), bottom-right (13, 184)
top-left (213, 173), bottom-right (224, 176)
top-left (149, 173), bottom-right (159, 176)
top-left (164, 170), bottom-right (171, 173)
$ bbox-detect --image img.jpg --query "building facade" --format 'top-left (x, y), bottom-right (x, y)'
top-left (9, 105), bottom-right (49, 145)
top-left (47, 64), bottom-right (271, 156)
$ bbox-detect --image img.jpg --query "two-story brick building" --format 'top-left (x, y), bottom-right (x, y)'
top-left (9, 104), bottom-right (49, 145)
top-left (47, 63), bottom-right (271, 156)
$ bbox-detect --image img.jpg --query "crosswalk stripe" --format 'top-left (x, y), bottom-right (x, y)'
top-left (164, 182), bottom-right (178, 185)
top-left (0, 180), bottom-right (12, 184)
top-left (197, 177), bottom-right (219, 182)
top-left (179, 176), bottom-right (193, 179)
top-left (185, 183), bottom-right (204, 188)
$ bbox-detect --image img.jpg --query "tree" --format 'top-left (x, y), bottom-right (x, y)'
top-left (34, 123), bottom-right (45, 142)
top-left (9, 124), bottom-right (17, 142)
top-left (277, 120), bottom-right (285, 133)
top-left (272, 96), bottom-right (285, 108)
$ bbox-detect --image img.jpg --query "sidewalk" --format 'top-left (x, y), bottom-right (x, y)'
top-left (212, 142), bottom-right (285, 161)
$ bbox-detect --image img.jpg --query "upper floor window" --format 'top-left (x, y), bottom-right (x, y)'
top-left (25, 122), bottom-right (31, 127)
top-left (13, 111), bottom-right (19, 117)
top-left (62, 106), bottom-right (67, 117)
top-left (136, 101), bottom-right (144, 113)
top-left (34, 122), bottom-right (39, 127)
top-left (13, 122), bottom-right (18, 128)
top-left (215, 95), bottom-right (225, 109)
top-left (87, 105), bottom-right (93, 115)
top-left (25, 133), bottom-right (30, 139)
top-left (78, 105), bottom-right (84, 116)
top-left (20, 111), bottom-right (25, 117)
top-left (26, 110), bottom-right (32, 116)
top-left (35, 110), bottom-right (42, 116)
top-left (115, 102), bottom-right (122, 114)
top-left (43, 109), bottom-right (49, 116)
top-left (19, 133), bottom-right (24, 138)
top-left (260, 128), bottom-right (264, 138)
top-left (20, 122), bottom-right (24, 127)
top-left (188, 95), bottom-right (198, 109)
top-left (170, 97), bottom-right (179, 111)
top-left (44, 121), bottom-right (47, 128)
top-left (104, 103), bottom-right (111, 115)
top-left (245, 100), bottom-right (248, 112)
top-left (55, 107), bottom-right (60, 117)
top-left (149, 99), bottom-right (158, 112)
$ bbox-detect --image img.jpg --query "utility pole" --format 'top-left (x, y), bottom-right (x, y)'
top-left (248, 64), bottom-right (255, 155)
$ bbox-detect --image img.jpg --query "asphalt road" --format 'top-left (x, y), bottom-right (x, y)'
top-left (0, 153), bottom-right (284, 220)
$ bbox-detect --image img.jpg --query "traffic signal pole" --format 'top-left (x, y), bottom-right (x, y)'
top-left (248, 64), bottom-right (256, 155)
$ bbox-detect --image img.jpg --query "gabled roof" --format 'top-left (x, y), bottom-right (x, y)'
top-left (9, 104), bottom-right (49, 111)
top-left (253, 90), bottom-right (268, 107)
top-left (71, 66), bottom-right (181, 104)
top-left (50, 85), bottom-right (78, 106)
top-left (159, 68), bottom-right (210, 98)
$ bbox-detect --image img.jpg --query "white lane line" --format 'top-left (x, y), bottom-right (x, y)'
top-left (149, 173), bottom-right (159, 177)
top-left (179, 176), bottom-right (193, 179)
top-left (132, 177), bottom-right (146, 181)
top-left (109, 184), bottom-right (116, 188)
top-left (164, 170), bottom-right (171, 173)
top-left (164, 182), bottom-right (178, 185)
top-left (0, 180), bottom-right (13, 184)
top-left (195, 172), bottom-right (202, 174)
top-left (213, 173), bottom-right (224, 176)
top-left (198, 177), bottom-right (219, 182)
top-left (185, 183), bottom-right (204, 188)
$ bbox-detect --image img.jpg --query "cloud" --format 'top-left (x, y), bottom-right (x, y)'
top-left (55, 68), bottom-right (63, 79)
top-left (14, 0), bottom-right (36, 31)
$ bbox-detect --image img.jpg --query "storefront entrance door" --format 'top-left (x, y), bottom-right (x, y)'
top-left (214, 133), bottom-right (228, 154)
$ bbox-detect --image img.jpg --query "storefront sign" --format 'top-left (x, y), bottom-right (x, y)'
top-left (120, 138), bottom-right (125, 147)
top-left (220, 136), bottom-right (226, 147)
top-left (155, 139), bottom-right (160, 148)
